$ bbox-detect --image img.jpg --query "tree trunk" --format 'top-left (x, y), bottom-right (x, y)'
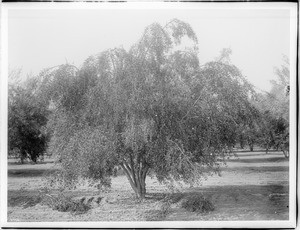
top-left (239, 135), bottom-right (244, 149)
top-left (120, 162), bottom-right (148, 199)
top-left (249, 142), bottom-right (254, 152)
top-left (136, 177), bottom-right (146, 199)
top-left (265, 142), bottom-right (269, 154)
top-left (20, 149), bottom-right (26, 164)
top-left (247, 138), bottom-right (254, 152)
top-left (20, 156), bottom-right (24, 164)
top-left (282, 150), bottom-right (289, 158)
top-left (30, 151), bottom-right (37, 164)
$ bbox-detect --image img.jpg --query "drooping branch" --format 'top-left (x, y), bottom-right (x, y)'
top-left (44, 64), bottom-right (79, 73)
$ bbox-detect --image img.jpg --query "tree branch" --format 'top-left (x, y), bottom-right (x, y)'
top-left (129, 152), bottom-right (138, 186)
top-left (120, 163), bottom-right (137, 192)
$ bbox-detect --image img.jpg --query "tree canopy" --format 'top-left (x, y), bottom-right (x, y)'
top-left (36, 19), bottom-right (259, 198)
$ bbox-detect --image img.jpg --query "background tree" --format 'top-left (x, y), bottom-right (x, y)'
top-left (214, 48), bottom-right (261, 152)
top-left (8, 70), bottom-right (49, 163)
top-left (40, 19), bottom-right (258, 198)
top-left (252, 56), bottom-right (289, 157)
top-left (256, 111), bottom-right (289, 156)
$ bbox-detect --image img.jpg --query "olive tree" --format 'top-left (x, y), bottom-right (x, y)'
top-left (8, 71), bottom-right (49, 163)
top-left (41, 19), bottom-right (256, 198)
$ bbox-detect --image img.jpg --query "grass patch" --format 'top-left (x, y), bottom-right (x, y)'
top-left (181, 193), bottom-right (214, 214)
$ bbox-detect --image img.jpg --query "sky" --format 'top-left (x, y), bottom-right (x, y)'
top-left (7, 4), bottom-right (293, 92)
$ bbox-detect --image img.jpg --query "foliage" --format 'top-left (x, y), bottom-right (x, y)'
top-left (181, 193), bottom-right (214, 213)
top-left (38, 19), bottom-right (257, 198)
top-left (8, 71), bottom-right (50, 163)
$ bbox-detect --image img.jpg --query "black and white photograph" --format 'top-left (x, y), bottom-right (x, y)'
top-left (0, 1), bottom-right (297, 228)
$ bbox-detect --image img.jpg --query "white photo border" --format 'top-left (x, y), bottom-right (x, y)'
top-left (0, 1), bottom-right (297, 228)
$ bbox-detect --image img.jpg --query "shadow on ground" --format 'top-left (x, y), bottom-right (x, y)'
top-left (221, 165), bottom-right (289, 172)
top-left (146, 183), bottom-right (289, 221)
top-left (8, 168), bottom-right (57, 178)
top-left (146, 183), bottom-right (289, 200)
top-left (8, 183), bottom-right (289, 221)
top-left (227, 156), bottom-right (288, 164)
top-left (8, 160), bottom-right (55, 165)
top-left (234, 152), bottom-right (285, 157)
top-left (8, 155), bottom-right (288, 178)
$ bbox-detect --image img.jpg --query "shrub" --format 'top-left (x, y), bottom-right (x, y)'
top-left (181, 194), bottom-right (214, 213)
top-left (43, 192), bottom-right (91, 215)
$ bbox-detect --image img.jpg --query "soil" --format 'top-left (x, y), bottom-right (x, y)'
top-left (7, 151), bottom-right (289, 221)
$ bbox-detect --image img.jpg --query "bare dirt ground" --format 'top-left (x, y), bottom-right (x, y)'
top-left (7, 151), bottom-right (289, 222)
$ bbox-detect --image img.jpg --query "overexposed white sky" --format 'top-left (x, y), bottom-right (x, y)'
top-left (7, 4), bottom-right (292, 91)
